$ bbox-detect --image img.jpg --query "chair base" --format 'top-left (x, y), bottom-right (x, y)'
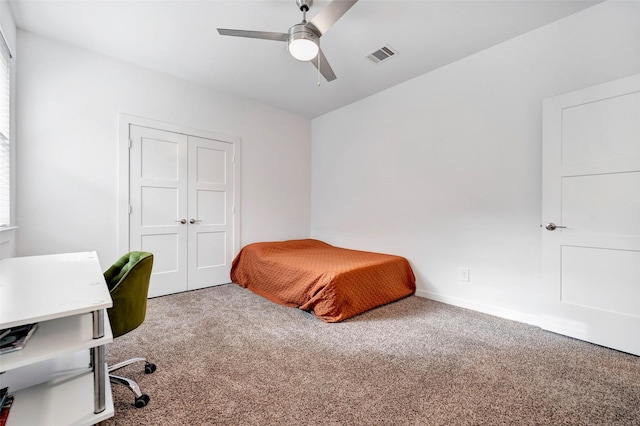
top-left (108, 357), bottom-right (156, 408)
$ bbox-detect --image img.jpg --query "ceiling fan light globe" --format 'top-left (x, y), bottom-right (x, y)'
top-left (289, 38), bottom-right (319, 61)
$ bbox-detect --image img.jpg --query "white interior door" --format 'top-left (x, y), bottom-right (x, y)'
top-left (187, 136), bottom-right (235, 290)
top-left (130, 125), bottom-right (188, 297)
top-left (541, 74), bottom-right (640, 355)
top-left (129, 124), bottom-right (238, 297)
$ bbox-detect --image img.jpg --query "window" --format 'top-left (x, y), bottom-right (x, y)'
top-left (0, 30), bottom-right (11, 227)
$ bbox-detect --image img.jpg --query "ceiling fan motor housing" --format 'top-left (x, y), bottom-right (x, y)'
top-left (289, 24), bottom-right (319, 42)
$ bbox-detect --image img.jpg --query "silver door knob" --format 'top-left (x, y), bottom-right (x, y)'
top-left (544, 223), bottom-right (566, 231)
top-left (175, 219), bottom-right (187, 224)
top-left (189, 219), bottom-right (202, 224)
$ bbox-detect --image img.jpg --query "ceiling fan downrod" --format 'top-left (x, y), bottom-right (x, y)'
top-left (297, 0), bottom-right (312, 22)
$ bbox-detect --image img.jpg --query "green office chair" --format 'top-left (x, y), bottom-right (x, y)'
top-left (104, 251), bottom-right (156, 408)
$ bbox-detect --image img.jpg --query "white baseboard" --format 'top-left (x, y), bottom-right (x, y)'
top-left (415, 289), bottom-right (542, 328)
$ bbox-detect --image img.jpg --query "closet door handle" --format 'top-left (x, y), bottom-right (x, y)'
top-left (543, 223), bottom-right (566, 231)
top-left (189, 219), bottom-right (202, 224)
top-left (175, 219), bottom-right (187, 224)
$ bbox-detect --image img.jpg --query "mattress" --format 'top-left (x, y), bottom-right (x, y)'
top-left (230, 239), bottom-right (416, 322)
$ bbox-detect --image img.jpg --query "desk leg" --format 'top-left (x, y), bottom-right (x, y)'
top-left (92, 309), bottom-right (106, 414)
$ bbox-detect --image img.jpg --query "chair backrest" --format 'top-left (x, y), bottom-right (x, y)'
top-left (105, 252), bottom-right (154, 338)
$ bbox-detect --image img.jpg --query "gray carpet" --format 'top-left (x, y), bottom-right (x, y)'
top-left (105, 284), bottom-right (640, 425)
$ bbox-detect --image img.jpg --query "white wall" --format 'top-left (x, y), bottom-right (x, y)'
top-left (311, 1), bottom-right (640, 324)
top-left (16, 30), bottom-right (311, 266)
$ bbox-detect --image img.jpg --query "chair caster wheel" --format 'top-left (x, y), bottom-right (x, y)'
top-left (144, 362), bottom-right (156, 374)
top-left (135, 394), bottom-right (150, 408)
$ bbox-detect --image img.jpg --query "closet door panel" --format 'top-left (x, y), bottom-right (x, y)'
top-left (187, 136), bottom-right (235, 290)
top-left (129, 125), bottom-right (188, 297)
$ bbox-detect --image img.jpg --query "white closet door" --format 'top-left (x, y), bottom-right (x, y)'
top-left (187, 136), bottom-right (235, 290)
top-left (129, 125), bottom-right (188, 297)
top-left (129, 124), bottom-right (237, 297)
top-left (541, 74), bottom-right (640, 355)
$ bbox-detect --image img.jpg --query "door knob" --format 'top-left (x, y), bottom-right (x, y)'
top-left (175, 219), bottom-right (187, 224)
top-left (189, 219), bottom-right (202, 224)
top-left (543, 223), bottom-right (566, 231)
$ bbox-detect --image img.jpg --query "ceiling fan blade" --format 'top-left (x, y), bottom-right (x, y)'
top-left (311, 48), bottom-right (337, 82)
top-left (307, 0), bottom-right (358, 36)
top-left (217, 29), bottom-right (288, 42)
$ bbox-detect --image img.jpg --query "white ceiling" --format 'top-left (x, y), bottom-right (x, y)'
top-left (8, 0), bottom-right (600, 118)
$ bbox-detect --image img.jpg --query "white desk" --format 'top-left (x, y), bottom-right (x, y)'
top-left (0, 252), bottom-right (114, 425)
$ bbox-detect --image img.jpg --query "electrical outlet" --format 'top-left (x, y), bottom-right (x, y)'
top-left (460, 267), bottom-right (470, 282)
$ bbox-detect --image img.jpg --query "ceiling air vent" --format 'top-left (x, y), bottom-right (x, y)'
top-left (366, 45), bottom-right (398, 64)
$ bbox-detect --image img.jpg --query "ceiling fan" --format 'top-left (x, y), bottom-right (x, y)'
top-left (217, 0), bottom-right (358, 82)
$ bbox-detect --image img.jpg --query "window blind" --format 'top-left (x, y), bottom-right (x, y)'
top-left (0, 31), bottom-right (11, 227)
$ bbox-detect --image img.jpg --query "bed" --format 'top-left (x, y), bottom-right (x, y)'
top-left (230, 239), bottom-right (416, 322)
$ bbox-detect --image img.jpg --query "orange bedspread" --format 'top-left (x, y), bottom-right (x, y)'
top-left (230, 239), bottom-right (416, 322)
